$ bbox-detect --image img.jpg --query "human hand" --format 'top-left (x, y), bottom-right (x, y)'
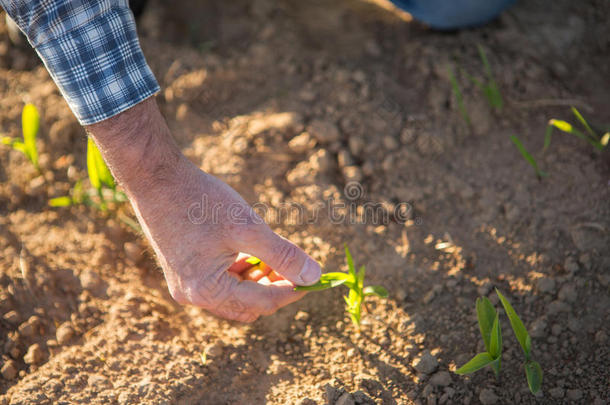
top-left (86, 98), bottom-right (321, 322)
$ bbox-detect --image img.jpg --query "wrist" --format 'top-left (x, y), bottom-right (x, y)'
top-left (84, 97), bottom-right (183, 196)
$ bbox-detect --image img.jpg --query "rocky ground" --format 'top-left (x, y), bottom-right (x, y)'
top-left (0, 0), bottom-right (609, 404)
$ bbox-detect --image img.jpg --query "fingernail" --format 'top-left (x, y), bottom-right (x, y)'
top-left (299, 258), bottom-right (321, 285)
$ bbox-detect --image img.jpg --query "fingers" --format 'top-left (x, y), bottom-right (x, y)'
top-left (189, 269), bottom-right (306, 322)
top-left (242, 231), bottom-right (321, 286)
top-left (234, 280), bottom-right (307, 316)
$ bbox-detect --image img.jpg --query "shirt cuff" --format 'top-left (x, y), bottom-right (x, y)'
top-left (33, 6), bottom-right (160, 125)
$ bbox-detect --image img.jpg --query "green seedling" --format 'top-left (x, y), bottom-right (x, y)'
top-left (295, 245), bottom-right (388, 327)
top-left (495, 289), bottom-right (543, 394)
top-left (510, 135), bottom-right (547, 179)
top-left (456, 297), bottom-right (502, 377)
top-left (459, 45), bottom-right (503, 111)
top-left (448, 66), bottom-right (471, 126)
top-left (1, 103), bottom-right (40, 171)
top-left (545, 107), bottom-right (609, 151)
top-left (49, 138), bottom-right (126, 210)
top-left (455, 289), bottom-right (543, 395)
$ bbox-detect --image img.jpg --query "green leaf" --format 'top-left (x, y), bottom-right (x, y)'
top-left (245, 256), bottom-right (261, 265)
top-left (320, 272), bottom-right (354, 283)
top-left (525, 361), bottom-right (543, 394)
top-left (363, 285), bottom-right (388, 298)
top-left (1, 136), bottom-right (15, 145)
top-left (455, 352), bottom-right (495, 375)
top-left (12, 141), bottom-right (27, 154)
top-left (87, 138), bottom-right (115, 191)
top-left (550, 119), bottom-right (603, 150)
top-left (571, 107), bottom-right (596, 138)
top-left (491, 356), bottom-right (501, 377)
top-left (510, 135), bottom-right (547, 178)
top-left (72, 180), bottom-right (84, 204)
top-left (294, 278), bottom-right (345, 292)
top-left (448, 66), bottom-right (470, 126)
top-left (489, 312), bottom-right (502, 359)
top-left (345, 289), bottom-right (362, 327)
top-left (48, 196), bottom-right (73, 207)
top-left (87, 138), bottom-right (101, 191)
top-left (543, 125), bottom-right (553, 152)
top-left (345, 244), bottom-right (355, 278)
top-left (495, 288), bottom-right (531, 358)
top-left (357, 265), bottom-right (365, 291)
top-left (476, 297), bottom-right (496, 353)
top-left (549, 119), bottom-right (573, 133)
top-left (22, 104), bottom-right (39, 168)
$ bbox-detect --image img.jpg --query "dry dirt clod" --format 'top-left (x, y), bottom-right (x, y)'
top-left (3, 310), bottom-right (20, 325)
top-left (1, 360), bottom-right (18, 380)
top-left (307, 119), bottom-right (340, 143)
top-left (56, 323), bottom-right (75, 345)
top-left (205, 342), bottom-right (224, 358)
top-left (342, 166), bottom-right (363, 183)
top-left (429, 371), bottom-right (451, 387)
top-left (537, 277), bottom-right (556, 294)
top-left (479, 388), bottom-right (499, 405)
top-left (549, 387), bottom-right (565, 399)
top-left (23, 343), bottom-right (45, 365)
top-left (289, 132), bottom-right (316, 153)
top-left (566, 389), bottom-right (583, 401)
top-left (124, 242), bottom-right (143, 264)
top-left (335, 393), bottom-right (355, 405)
top-left (558, 284), bottom-right (577, 303)
top-left (413, 350), bottom-right (438, 375)
top-left (564, 256), bottom-right (580, 273)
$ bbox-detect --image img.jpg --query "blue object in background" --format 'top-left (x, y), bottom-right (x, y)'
top-left (389, 0), bottom-right (517, 29)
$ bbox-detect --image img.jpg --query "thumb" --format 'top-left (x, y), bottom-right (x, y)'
top-left (244, 231), bottom-right (321, 286)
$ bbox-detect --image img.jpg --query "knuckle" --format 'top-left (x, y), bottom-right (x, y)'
top-left (273, 241), bottom-right (299, 272)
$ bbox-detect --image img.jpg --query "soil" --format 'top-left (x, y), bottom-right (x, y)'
top-left (1, 0), bottom-right (609, 404)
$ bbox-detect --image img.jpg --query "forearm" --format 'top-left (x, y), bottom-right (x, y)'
top-left (84, 97), bottom-right (183, 198)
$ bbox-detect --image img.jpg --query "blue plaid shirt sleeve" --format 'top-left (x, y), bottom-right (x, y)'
top-left (1, 0), bottom-right (160, 125)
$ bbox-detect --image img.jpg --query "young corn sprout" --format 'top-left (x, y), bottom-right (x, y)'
top-left (510, 135), bottom-right (547, 179)
top-left (458, 45), bottom-right (504, 112)
top-left (448, 66), bottom-right (471, 126)
top-left (1, 103), bottom-right (40, 171)
top-left (49, 138), bottom-right (126, 210)
top-left (456, 297), bottom-right (502, 377)
top-left (295, 245), bottom-right (388, 327)
top-left (455, 289), bottom-right (543, 395)
top-left (545, 107), bottom-right (609, 152)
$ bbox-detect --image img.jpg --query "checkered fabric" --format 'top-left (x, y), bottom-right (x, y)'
top-left (1, 0), bottom-right (160, 125)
